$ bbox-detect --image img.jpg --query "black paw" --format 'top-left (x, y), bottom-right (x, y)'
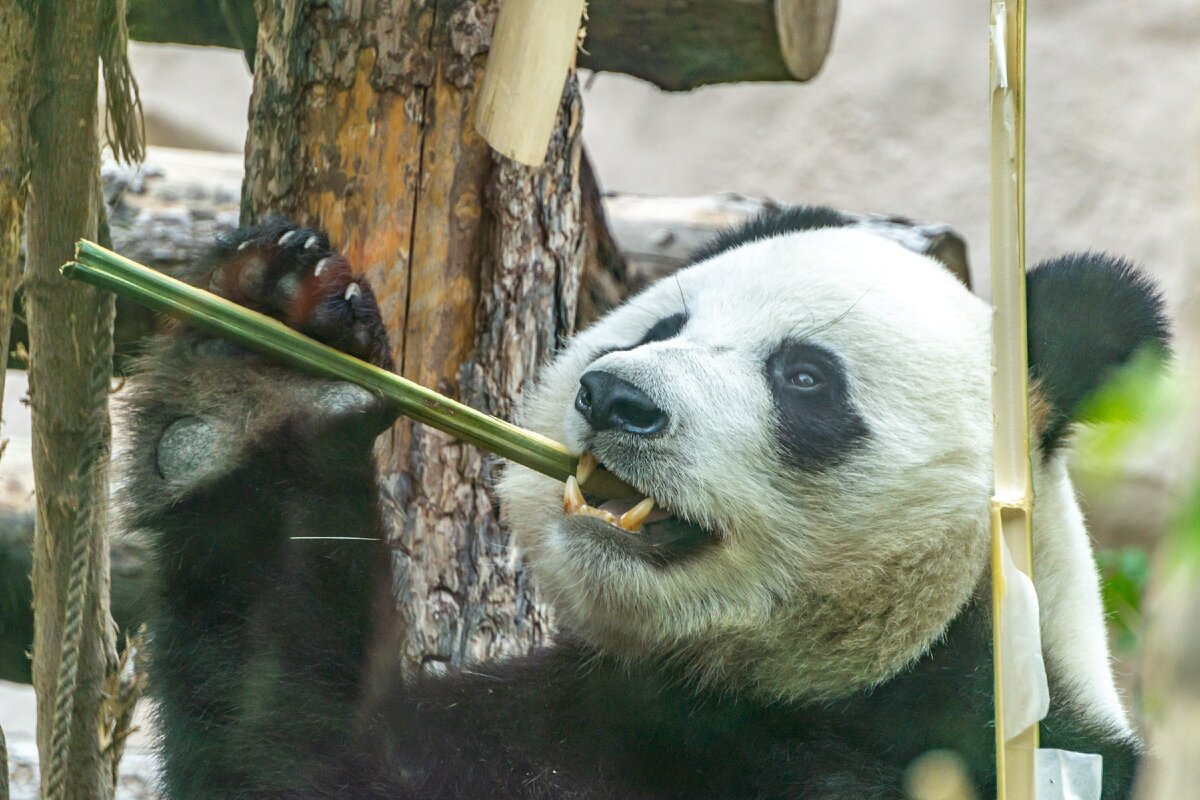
top-left (196, 218), bottom-right (393, 369)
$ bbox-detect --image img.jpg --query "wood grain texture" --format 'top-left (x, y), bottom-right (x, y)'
top-left (242, 0), bottom-right (586, 675)
top-left (24, 0), bottom-right (120, 796)
top-left (0, 0), bottom-right (34, 407)
top-left (474, 0), bottom-right (585, 164)
top-left (773, 0), bottom-right (837, 81)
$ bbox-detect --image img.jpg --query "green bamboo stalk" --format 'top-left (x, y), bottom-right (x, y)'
top-left (62, 239), bottom-right (636, 500)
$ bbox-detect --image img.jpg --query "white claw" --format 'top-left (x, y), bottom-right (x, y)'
top-left (278, 230), bottom-right (300, 245)
top-left (237, 240), bottom-right (252, 251)
top-left (304, 235), bottom-right (320, 250)
top-left (618, 498), bottom-right (656, 533)
top-left (344, 282), bottom-right (361, 302)
top-left (314, 257), bottom-right (331, 277)
top-left (575, 452), bottom-right (598, 485)
top-left (564, 476), bottom-right (585, 514)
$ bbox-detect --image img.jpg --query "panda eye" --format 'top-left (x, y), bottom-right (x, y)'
top-left (786, 366), bottom-right (825, 392)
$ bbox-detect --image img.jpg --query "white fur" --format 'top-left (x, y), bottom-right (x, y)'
top-left (1033, 457), bottom-right (1132, 732)
top-left (499, 227), bottom-right (1124, 712)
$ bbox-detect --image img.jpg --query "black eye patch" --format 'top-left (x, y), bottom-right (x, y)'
top-left (635, 312), bottom-right (688, 347)
top-left (591, 312), bottom-right (688, 361)
top-left (765, 341), bottom-right (870, 471)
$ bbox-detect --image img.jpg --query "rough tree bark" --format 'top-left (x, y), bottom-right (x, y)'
top-left (24, 1), bottom-right (120, 797)
top-left (0, 0), bottom-right (35, 414)
top-left (0, 17), bottom-right (36, 786)
top-left (243, 0), bottom-right (587, 672)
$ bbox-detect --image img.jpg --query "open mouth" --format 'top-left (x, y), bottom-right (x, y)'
top-left (561, 453), bottom-right (717, 562)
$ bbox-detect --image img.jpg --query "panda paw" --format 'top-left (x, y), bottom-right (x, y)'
top-left (197, 218), bottom-right (393, 369)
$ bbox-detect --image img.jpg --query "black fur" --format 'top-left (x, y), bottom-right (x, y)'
top-left (691, 205), bottom-right (855, 263)
top-left (636, 312), bottom-right (688, 347)
top-left (765, 341), bottom-right (870, 471)
top-left (133, 223), bottom-right (1143, 799)
top-left (1027, 253), bottom-right (1170, 454)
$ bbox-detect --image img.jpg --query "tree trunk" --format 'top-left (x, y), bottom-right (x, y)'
top-left (0, 0), bottom-right (35, 408)
top-left (25, 1), bottom-right (119, 797)
top-left (243, 0), bottom-right (587, 672)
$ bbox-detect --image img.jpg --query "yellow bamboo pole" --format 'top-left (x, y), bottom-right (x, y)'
top-left (989, 1), bottom-right (1038, 799)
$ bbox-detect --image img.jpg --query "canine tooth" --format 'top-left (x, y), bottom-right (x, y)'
top-left (564, 476), bottom-right (585, 514)
top-left (575, 452), bottom-right (597, 485)
top-left (278, 230), bottom-right (300, 245)
top-left (619, 498), bottom-right (656, 532)
top-left (344, 282), bottom-right (362, 302)
top-left (304, 235), bottom-right (320, 250)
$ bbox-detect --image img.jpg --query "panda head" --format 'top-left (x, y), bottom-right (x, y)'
top-left (498, 207), bottom-right (1168, 701)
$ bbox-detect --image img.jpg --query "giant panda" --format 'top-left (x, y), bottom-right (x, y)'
top-left (119, 209), bottom-right (1168, 799)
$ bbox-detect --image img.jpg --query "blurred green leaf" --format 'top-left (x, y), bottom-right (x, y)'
top-left (1074, 345), bottom-right (1180, 475)
top-left (1097, 546), bottom-right (1150, 653)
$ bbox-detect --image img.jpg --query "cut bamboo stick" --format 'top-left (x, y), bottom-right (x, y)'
top-left (474, 0), bottom-right (586, 165)
top-left (988, 2), bottom-right (1039, 799)
top-left (773, 0), bottom-right (838, 81)
top-left (62, 240), bottom-right (636, 500)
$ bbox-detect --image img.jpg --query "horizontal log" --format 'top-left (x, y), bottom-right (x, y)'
top-left (127, 0), bottom-right (838, 90)
top-left (580, 0), bottom-right (836, 89)
top-left (603, 192), bottom-right (972, 292)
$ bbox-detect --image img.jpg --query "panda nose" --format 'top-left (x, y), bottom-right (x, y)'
top-left (575, 371), bottom-right (668, 436)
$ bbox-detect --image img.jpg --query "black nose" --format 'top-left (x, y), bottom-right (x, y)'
top-left (575, 371), bottom-right (668, 436)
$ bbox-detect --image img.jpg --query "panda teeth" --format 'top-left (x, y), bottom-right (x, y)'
top-left (563, 475), bottom-right (656, 534)
top-left (564, 476), bottom-right (586, 514)
top-left (575, 452), bottom-right (598, 485)
top-left (617, 497), bottom-right (655, 533)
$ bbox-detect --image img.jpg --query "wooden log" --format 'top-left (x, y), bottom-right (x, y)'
top-left (774, 0), bottom-right (838, 80)
top-left (127, 0), bottom-right (838, 91)
top-left (24, 0), bottom-right (121, 796)
top-left (475, 0), bottom-right (586, 164)
top-left (579, 0), bottom-right (836, 89)
top-left (242, 0), bottom-right (592, 674)
top-left (0, 0), bottom-right (34, 410)
top-left (602, 192), bottom-right (972, 295)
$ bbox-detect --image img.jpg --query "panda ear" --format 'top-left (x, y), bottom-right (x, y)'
top-left (1026, 253), bottom-right (1170, 455)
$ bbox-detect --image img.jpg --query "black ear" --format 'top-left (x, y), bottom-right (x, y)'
top-left (1026, 253), bottom-right (1170, 455)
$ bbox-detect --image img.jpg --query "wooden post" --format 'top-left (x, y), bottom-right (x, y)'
top-left (0, 0), bottom-right (35, 405)
top-left (25, 0), bottom-right (121, 796)
top-left (474, 0), bottom-right (586, 165)
top-left (243, 0), bottom-right (589, 675)
top-left (774, 0), bottom-right (838, 81)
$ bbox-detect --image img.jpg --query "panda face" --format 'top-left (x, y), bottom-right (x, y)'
top-left (499, 227), bottom-right (996, 699)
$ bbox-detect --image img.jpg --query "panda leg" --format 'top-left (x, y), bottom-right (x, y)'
top-left (120, 222), bottom-right (400, 799)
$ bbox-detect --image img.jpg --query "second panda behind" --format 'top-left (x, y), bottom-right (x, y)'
top-left (124, 210), bottom-right (1167, 799)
